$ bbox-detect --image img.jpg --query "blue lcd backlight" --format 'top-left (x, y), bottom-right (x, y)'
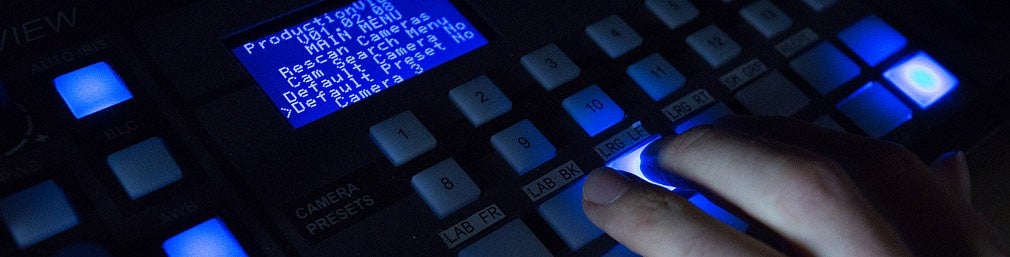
top-left (53, 62), bottom-right (133, 119)
top-left (162, 217), bottom-right (249, 257)
top-left (232, 0), bottom-right (489, 128)
top-left (884, 52), bottom-right (958, 109)
top-left (838, 15), bottom-right (908, 67)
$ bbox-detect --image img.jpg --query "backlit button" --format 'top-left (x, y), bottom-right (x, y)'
top-left (686, 25), bottom-right (742, 67)
top-left (586, 15), bottom-right (643, 58)
top-left (735, 71), bottom-right (809, 116)
top-left (562, 85), bottom-right (625, 136)
top-left (838, 16), bottom-right (908, 66)
top-left (789, 42), bottom-right (861, 95)
top-left (627, 53), bottom-right (686, 101)
top-left (491, 120), bottom-right (556, 175)
top-left (107, 137), bottom-right (184, 199)
top-left (412, 159), bottom-right (480, 218)
top-left (740, 0), bottom-right (794, 38)
top-left (802, 0), bottom-right (838, 12)
top-left (521, 44), bottom-right (581, 90)
top-left (538, 179), bottom-right (603, 250)
top-left (54, 62), bottom-right (133, 119)
top-left (675, 103), bottom-right (734, 134)
top-left (458, 220), bottom-right (552, 257)
top-left (0, 181), bottom-right (79, 248)
top-left (837, 82), bottom-right (912, 138)
top-left (883, 52), bottom-right (958, 108)
top-left (370, 111), bottom-right (437, 166)
top-left (449, 76), bottom-right (512, 126)
top-left (645, 0), bottom-right (699, 30)
top-left (162, 217), bottom-right (249, 257)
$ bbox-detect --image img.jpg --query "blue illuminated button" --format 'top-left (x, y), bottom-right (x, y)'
top-left (689, 194), bottom-right (748, 231)
top-left (884, 52), bottom-right (958, 109)
top-left (458, 219), bottom-right (552, 257)
top-left (411, 159), bottom-right (480, 219)
top-left (107, 137), bottom-right (184, 200)
top-left (838, 16), bottom-right (908, 67)
top-left (449, 76), bottom-right (512, 126)
top-left (789, 42), bottom-right (861, 95)
top-left (686, 25), bottom-right (742, 67)
top-left (537, 179), bottom-right (603, 250)
top-left (162, 217), bottom-right (249, 257)
top-left (369, 111), bottom-right (437, 166)
top-left (627, 53), bottom-right (686, 101)
top-left (603, 244), bottom-right (641, 257)
top-left (675, 103), bottom-right (734, 134)
top-left (491, 120), bottom-right (556, 175)
top-left (586, 15), bottom-right (643, 58)
top-left (522, 44), bottom-right (581, 90)
top-left (562, 85), bottom-right (625, 136)
top-left (802, 0), bottom-right (838, 11)
top-left (645, 0), bottom-right (699, 30)
top-left (740, 0), bottom-right (794, 38)
top-left (837, 82), bottom-right (912, 138)
top-left (735, 71), bottom-right (809, 116)
top-left (53, 62), bottom-right (133, 119)
top-left (0, 181), bottom-right (79, 248)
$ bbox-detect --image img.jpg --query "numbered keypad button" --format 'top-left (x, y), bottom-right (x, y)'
top-left (586, 15), bottom-right (643, 58)
top-left (686, 25), bottom-right (742, 67)
top-left (562, 85), bottom-right (625, 136)
top-left (740, 0), bottom-right (793, 38)
top-left (450, 76), bottom-right (512, 126)
top-left (411, 159), bottom-right (480, 218)
top-left (627, 53), bottom-right (686, 100)
top-left (491, 120), bottom-right (556, 175)
top-left (521, 44), bottom-right (581, 91)
top-left (369, 111), bottom-right (436, 166)
top-left (645, 0), bottom-right (699, 30)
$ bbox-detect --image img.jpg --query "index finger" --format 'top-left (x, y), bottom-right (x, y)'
top-left (656, 126), bottom-right (911, 257)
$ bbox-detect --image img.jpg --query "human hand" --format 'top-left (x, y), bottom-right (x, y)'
top-left (582, 116), bottom-right (1008, 257)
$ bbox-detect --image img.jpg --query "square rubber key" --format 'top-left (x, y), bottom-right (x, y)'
top-left (370, 111), bottom-right (437, 166)
top-left (522, 44), bottom-right (581, 91)
top-left (491, 120), bottom-right (556, 175)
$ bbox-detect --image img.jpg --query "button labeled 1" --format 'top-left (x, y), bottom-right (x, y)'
top-left (369, 111), bottom-right (436, 166)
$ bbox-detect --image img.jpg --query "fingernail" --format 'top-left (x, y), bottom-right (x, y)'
top-left (584, 168), bottom-right (631, 205)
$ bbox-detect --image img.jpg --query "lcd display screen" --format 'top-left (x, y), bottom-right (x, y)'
top-left (232, 0), bottom-right (488, 128)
